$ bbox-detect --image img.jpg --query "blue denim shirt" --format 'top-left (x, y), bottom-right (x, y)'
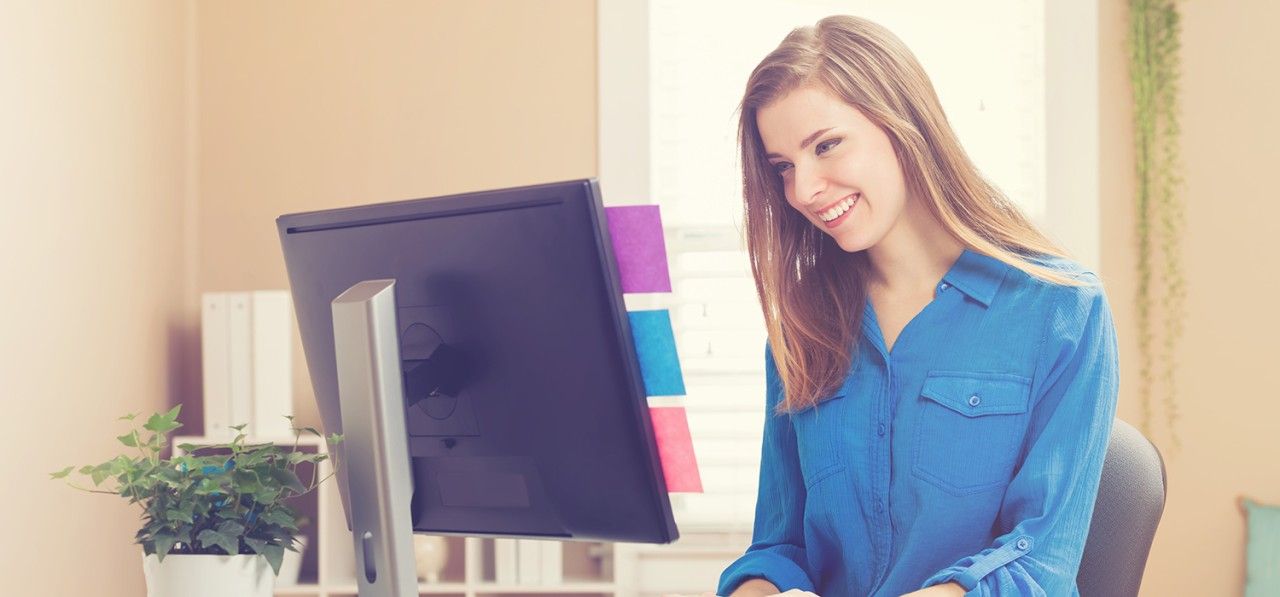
top-left (717, 248), bottom-right (1119, 597)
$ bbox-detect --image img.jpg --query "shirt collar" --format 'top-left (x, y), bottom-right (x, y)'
top-left (940, 248), bottom-right (1009, 307)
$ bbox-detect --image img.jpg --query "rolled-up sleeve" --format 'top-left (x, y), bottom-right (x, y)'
top-left (717, 346), bottom-right (816, 595)
top-left (920, 276), bottom-right (1120, 595)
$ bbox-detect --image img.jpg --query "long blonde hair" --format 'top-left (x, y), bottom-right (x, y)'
top-left (738, 15), bottom-right (1089, 415)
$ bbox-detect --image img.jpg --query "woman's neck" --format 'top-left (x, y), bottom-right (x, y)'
top-left (865, 196), bottom-right (964, 296)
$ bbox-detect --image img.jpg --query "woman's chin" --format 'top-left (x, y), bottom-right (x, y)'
top-left (830, 234), bottom-right (867, 254)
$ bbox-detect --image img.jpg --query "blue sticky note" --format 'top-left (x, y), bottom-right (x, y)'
top-left (628, 310), bottom-right (686, 396)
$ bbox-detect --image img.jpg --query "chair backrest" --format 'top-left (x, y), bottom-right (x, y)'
top-left (1076, 418), bottom-right (1168, 597)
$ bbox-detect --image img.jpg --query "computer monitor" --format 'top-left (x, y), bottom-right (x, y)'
top-left (277, 179), bottom-right (679, 552)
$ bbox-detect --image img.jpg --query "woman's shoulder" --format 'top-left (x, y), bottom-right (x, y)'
top-left (998, 250), bottom-right (1107, 315)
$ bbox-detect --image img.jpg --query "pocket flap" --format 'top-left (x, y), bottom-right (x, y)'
top-left (920, 371), bottom-right (1031, 417)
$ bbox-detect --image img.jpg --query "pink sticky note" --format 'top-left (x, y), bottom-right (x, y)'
top-left (649, 406), bottom-right (703, 493)
top-left (605, 205), bottom-right (672, 293)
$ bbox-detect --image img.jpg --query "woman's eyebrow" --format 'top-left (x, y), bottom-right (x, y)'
top-left (765, 127), bottom-right (834, 159)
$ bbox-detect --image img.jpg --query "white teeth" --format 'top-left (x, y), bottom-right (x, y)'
top-left (819, 194), bottom-right (858, 222)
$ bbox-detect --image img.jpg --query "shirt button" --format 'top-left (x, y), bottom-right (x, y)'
top-left (968, 394), bottom-right (982, 407)
top-left (877, 423), bottom-right (886, 436)
top-left (1016, 538), bottom-right (1030, 550)
top-left (939, 282), bottom-right (950, 292)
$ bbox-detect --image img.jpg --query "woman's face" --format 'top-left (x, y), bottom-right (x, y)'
top-left (756, 84), bottom-right (909, 253)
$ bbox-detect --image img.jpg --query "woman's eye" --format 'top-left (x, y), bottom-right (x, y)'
top-left (771, 138), bottom-right (839, 175)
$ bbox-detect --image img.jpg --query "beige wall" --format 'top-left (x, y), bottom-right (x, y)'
top-left (1101, 1), bottom-right (1280, 594)
top-left (5, 1), bottom-right (1277, 594)
top-left (191, 0), bottom-right (598, 433)
top-left (0, 2), bottom-right (189, 595)
top-left (0, 1), bottom-right (594, 594)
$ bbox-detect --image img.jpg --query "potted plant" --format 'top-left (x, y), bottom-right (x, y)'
top-left (50, 405), bottom-right (342, 597)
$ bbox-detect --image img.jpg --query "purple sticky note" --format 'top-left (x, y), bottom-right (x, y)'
top-left (605, 205), bottom-right (672, 294)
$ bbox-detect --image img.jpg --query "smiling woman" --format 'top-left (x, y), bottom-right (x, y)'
top-left (700, 14), bottom-right (1121, 597)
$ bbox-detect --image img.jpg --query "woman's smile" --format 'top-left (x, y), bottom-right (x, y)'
top-left (819, 193), bottom-right (860, 228)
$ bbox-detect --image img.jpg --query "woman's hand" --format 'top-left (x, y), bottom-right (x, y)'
top-left (660, 591), bottom-right (819, 597)
top-left (899, 581), bottom-right (966, 596)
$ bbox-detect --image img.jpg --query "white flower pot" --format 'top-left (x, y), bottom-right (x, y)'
top-left (142, 552), bottom-right (274, 597)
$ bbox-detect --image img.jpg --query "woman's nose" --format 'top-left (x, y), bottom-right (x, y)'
top-left (792, 162), bottom-right (827, 207)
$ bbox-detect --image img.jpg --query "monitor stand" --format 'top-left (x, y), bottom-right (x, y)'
top-left (332, 279), bottom-right (418, 597)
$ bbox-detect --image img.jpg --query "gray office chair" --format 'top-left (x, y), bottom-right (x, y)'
top-left (1076, 418), bottom-right (1168, 597)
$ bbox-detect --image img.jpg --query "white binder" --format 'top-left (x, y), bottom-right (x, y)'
top-left (201, 292), bottom-right (233, 439)
top-left (494, 538), bottom-right (518, 585)
top-left (540, 540), bottom-right (562, 585)
top-left (516, 539), bottom-right (541, 584)
top-left (250, 290), bottom-right (293, 438)
top-left (227, 293), bottom-right (254, 435)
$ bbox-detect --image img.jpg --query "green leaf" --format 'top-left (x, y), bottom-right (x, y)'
top-left (143, 405), bottom-right (183, 434)
top-left (119, 413), bottom-right (138, 421)
top-left (196, 529), bottom-right (239, 556)
top-left (254, 486), bottom-right (282, 504)
top-left (261, 543), bottom-right (285, 576)
top-left (232, 469), bottom-right (261, 494)
top-left (229, 424), bottom-right (248, 432)
top-left (117, 431), bottom-right (139, 447)
top-left (107, 455), bottom-right (133, 476)
top-left (216, 520), bottom-right (246, 537)
top-left (89, 464), bottom-right (111, 486)
top-left (327, 433), bottom-right (344, 445)
top-left (165, 508), bottom-right (194, 524)
top-left (270, 468), bottom-right (306, 495)
top-left (259, 508), bottom-right (297, 530)
top-left (49, 466), bottom-right (74, 479)
top-left (154, 533), bottom-right (178, 559)
top-left (244, 537), bottom-right (268, 555)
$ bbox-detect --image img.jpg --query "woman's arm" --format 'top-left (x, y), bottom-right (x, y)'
top-left (715, 346), bottom-right (818, 595)
top-left (900, 581), bottom-right (966, 596)
top-left (916, 277), bottom-right (1120, 595)
top-left (728, 578), bottom-right (782, 596)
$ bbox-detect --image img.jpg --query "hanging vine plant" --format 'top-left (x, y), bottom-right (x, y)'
top-left (1128, 0), bottom-right (1185, 448)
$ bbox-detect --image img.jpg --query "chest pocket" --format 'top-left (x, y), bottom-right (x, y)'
top-left (790, 392), bottom-right (847, 489)
top-left (912, 370), bottom-right (1032, 496)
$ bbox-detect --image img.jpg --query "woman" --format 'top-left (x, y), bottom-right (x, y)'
top-left (677, 15), bottom-right (1118, 597)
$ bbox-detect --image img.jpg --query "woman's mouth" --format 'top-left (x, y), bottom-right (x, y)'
top-left (818, 193), bottom-right (859, 228)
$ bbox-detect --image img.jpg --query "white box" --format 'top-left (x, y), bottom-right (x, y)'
top-left (540, 540), bottom-right (562, 585)
top-left (494, 538), bottom-right (518, 585)
top-left (517, 539), bottom-right (541, 585)
top-left (227, 293), bottom-right (254, 434)
top-left (250, 290), bottom-right (293, 438)
top-left (201, 292), bottom-right (233, 439)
